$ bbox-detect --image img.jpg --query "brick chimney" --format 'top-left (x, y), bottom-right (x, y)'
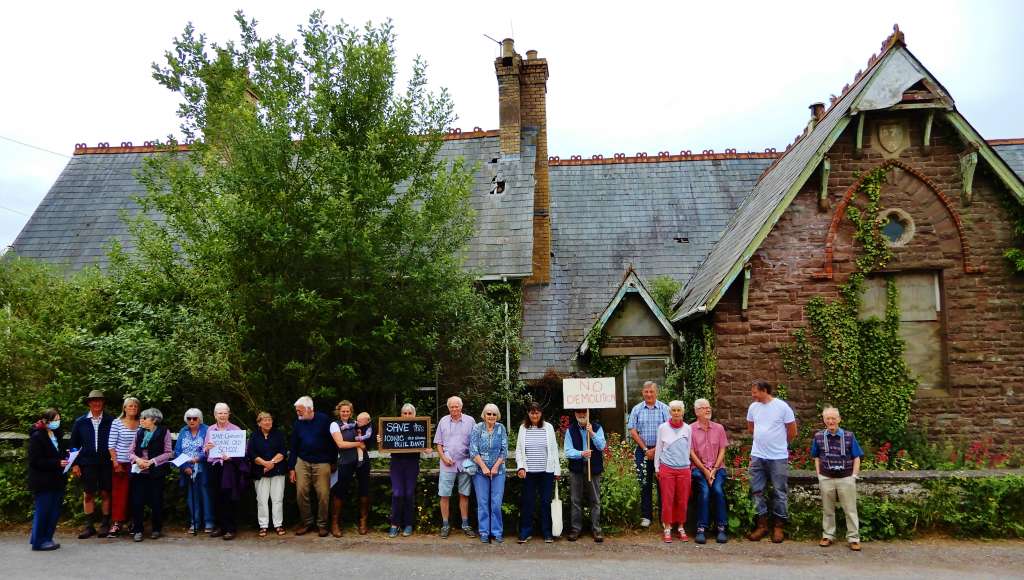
top-left (495, 38), bottom-right (551, 285)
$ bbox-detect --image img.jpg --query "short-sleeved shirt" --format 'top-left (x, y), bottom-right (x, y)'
top-left (747, 398), bottom-right (796, 460)
top-left (627, 400), bottom-right (670, 448)
top-left (433, 414), bottom-right (476, 473)
top-left (690, 420), bottom-right (728, 469)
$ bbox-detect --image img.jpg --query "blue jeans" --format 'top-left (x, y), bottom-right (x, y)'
top-left (691, 466), bottom-right (728, 529)
top-left (30, 489), bottom-right (64, 549)
top-left (749, 457), bottom-right (789, 520)
top-left (473, 472), bottom-right (505, 540)
top-left (519, 471), bottom-right (554, 539)
top-left (186, 469), bottom-right (215, 530)
top-left (634, 447), bottom-right (660, 520)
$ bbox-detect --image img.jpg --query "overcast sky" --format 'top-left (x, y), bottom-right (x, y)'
top-left (3, 0), bottom-right (1023, 249)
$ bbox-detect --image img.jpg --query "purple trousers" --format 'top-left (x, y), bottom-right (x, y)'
top-left (389, 454), bottom-right (420, 527)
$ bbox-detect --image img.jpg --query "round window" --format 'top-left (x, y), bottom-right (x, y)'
top-left (877, 208), bottom-right (915, 247)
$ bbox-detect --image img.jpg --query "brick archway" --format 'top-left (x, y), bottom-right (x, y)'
top-left (814, 159), bottom-right (984, 279)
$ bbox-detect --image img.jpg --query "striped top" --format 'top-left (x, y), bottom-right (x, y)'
top-left (523, 427), bottom-right (548, 472)
top-left (107, 418), bottom-right (140, 463)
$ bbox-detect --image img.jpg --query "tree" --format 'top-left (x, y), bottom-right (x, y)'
top-left (119, 11), bottom-right (503, 420)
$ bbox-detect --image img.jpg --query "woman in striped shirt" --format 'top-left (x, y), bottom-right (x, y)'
top-left (106, 396), bottom-right (140, 537)
top-left (514, 402), bottom-right (561, 544)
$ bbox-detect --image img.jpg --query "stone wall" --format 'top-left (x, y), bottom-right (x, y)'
top-left (712, 110), bottom-right (1024, 445)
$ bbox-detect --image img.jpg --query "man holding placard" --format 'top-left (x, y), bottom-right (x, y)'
top-left (627, 381), bottom-right (670, 529)
top-left (563, 408), bottom-right (606, 543)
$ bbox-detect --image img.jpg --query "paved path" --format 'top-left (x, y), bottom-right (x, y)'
top-left (3, 529), bottom-right (1023, 579)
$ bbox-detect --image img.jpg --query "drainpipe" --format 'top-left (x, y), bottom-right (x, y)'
top-left (505, 301), bottom-right (512, 431)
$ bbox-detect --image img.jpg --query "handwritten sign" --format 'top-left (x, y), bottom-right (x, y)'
top-left (208, 430), bottom-right (247, 458)
top-left (563, 377), bottom-right (617, 409)
top-left (377, 417), bottom-right (432, 454)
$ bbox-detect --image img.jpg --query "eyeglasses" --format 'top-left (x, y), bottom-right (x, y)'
top-left (186, 417), bottom-right (200, 421)
top-left (484, 412), bottom-right (497, 416)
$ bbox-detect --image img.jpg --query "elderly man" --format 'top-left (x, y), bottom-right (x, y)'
top-left (564, 408), bottom-right (606, 543)
top-left (746, 380), bottom-right (797, 543)
top-left (689, 398), bottom-right (729, 544)
top-left (811, 406), bottom-right (864, 551)
top-left (433, 395), bottom-right (476, 538)
top-left (69, 389), bottom-right (114, 538)
top-left (627, 380), bottom-right (670, 528)
top-left (289, 396), bottom-right (335, 537)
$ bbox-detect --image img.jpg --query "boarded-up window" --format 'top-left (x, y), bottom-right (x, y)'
top-left (860, 272), bottom-right (944, 390)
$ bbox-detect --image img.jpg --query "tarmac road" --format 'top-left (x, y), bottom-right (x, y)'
top-left (3, 528), bottom-right (1023, 580)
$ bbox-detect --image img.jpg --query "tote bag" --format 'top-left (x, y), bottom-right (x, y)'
top-left (551, 482), bottom-right (563, 537)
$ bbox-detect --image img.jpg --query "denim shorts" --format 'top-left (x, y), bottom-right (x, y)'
top-left (437, 470), bottom-right (473, 497)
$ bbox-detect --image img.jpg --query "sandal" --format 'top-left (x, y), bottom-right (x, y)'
top-left (275, 527), bottom-right (286, 536)
top-left (258, 528), bottom-right (268, 537)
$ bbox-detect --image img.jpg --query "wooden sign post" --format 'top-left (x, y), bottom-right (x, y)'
top-left (562, 377), bottom-right (617, 481)
top-left (377, 417), bottom-right (433, 454)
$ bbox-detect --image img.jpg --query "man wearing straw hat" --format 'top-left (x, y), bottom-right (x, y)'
top-left (563, 408), bottom-right (606, 543)
top-left (69, 389), bottom-right (114, 538)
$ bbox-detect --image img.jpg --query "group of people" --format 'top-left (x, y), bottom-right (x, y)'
top-left (26, 380), bottom-right (865, 552)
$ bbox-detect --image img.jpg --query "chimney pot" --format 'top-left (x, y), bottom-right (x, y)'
top-left (501, 38), bottom-right (515, 58)
top-left (809, 102), bottom-right (826, 121)
top-left (526, 49), bottom-right (538, 60)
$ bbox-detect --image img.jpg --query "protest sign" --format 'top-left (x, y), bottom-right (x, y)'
top-left (208, 430), bottom-right (247, 458)
top-left (377, 417), bottom-right (432, 453)
top-left (562, 377), bottom-right (617, 409)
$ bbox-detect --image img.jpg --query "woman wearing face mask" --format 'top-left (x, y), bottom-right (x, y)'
top-left (27, 408), bottom-right (69, 551)
top-left (469, 403), bottom-right (508, 543)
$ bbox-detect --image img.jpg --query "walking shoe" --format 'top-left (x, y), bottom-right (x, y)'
top-left (107, 523), bottom-right (121, 538)
top-left (204, 527), bottom-right (215, 534)
top-left (389, 526), bottom-right (400, 538)
top-left (544, 536), bottom-right (554, 543)
top-left (566, 530), bottom-right (579, 542)
top-left (293, 524), bottom-right (314, 536)
top-left (493, 537), bottom-right (504, 544)
top-left (480, 536), bottom-right (490, 544)
top-left (462, 524), bottom-right (476, 538)
top-left (133, 532), bottom-right (144, 542)
top-left (716, 527), bottom-right (728, 544)
top-left (771, 519), bottom-right (785, 543)
top-left (78, 526), bottom-right (97, 540)
top-left (98, 520), bottom-right (111, 538)
top-left (185, 526), bottom-right (195, 536)
top-left (150, 531), bottom-right (162, 540)
top-left (209, 528), bottom-right (224, 538)
top-left (223, 532), bottom-right (235, 541)
top-left (593, 530), bottom-right (604, 543)
top-left (640, 518), bottom-right (652, 528)
top-left (849, 542), bottom-right (862, 551)
top-left (694, 528), bottom-right (707, 544)
top-left (518, 535), bottom-right (531, 544)
top-left (819, 538), bottom-right (834, 547)
top-left (402, 526), bottom-right (413, 537)
top-left (747, 515), bottom-right (769, 541)
top-left (32, 541), bottom-right (60, 551)
top-left (662, 529), bottom-right (673, 543)
top-left (439, 524), bottom-right (451, 538)
top-left (317, 527), bottom-right (329, 538)
top-left (676, 530), bottom-right (689, 542)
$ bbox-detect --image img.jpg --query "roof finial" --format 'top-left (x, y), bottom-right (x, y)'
top-left (882, 23), bottom-right (905, 51)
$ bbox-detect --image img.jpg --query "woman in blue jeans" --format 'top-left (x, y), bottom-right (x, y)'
top-left (469, 403), bottom-right (508, 543)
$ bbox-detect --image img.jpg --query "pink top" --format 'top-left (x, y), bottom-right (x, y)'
top-left (690, 420), bottom-right (728, 469)
top-left (129, 430), bottom-right (173, 468)
top-left (204, 422), bottom-right (241, 465)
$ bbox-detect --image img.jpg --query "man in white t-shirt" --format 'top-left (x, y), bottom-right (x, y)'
top-left (745, 380), bottom-right (797, 544)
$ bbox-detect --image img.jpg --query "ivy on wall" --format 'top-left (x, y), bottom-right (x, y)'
top-left (583, 327), bottom-right (628, 379)
top-left (781, 167), bottom-right (917, 444)
top-left (664, 321), bottom-right (716, 421)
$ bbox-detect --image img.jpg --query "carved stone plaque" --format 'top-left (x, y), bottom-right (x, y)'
top-left (875, 119), bottom-right (909, 157)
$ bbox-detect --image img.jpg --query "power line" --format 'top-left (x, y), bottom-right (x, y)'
top-left (0, 204), bottom-right (30, 217)
top-left (0, 134), bottom-right (72, 159)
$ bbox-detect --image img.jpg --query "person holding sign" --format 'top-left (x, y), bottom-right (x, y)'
top-left (469, 403), bottom-right (508, 543)
top-left (204, 403), bottom-right (246, 540)
top-left (515, 402), bottom-right (560, 544)
top-left (378, 403), bottom-right (422, 538)
top-left (433, 396), bottom-right (476, 539)
top-left (654, 401), bottom-right (692, 543)
top-left (564, 408), bottom-right (606, 543)
top-left (174, 408), bottom-right (213, 535)
top-left (627, 381), bottom-right (670, 529)
top-left (27, 408), bottom-right (68, 551)
top-left (128, 408), bottom-right (173, 542)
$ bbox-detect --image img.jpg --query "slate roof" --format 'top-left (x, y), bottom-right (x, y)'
top-left (994, 142), bottom-right (1024, 181)
top-left (519, 156), bottom-right (773, 379)
top-left (10, 133), bottom-right (537, 279)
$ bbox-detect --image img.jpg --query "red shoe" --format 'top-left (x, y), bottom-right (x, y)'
top-left (662, 530), bottom-right (673, 543)
top-left (676, 529), bottom-right (689, 542)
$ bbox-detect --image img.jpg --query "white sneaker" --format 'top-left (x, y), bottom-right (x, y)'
top-left (640, 518), bottom-right (652, 528)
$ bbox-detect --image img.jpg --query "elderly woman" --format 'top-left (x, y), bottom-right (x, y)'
top-left (248, 411), bottom-right (288, 537)
top-left (379, 403), bottom-right (421, 538)
top-left (470, 403), bottom-right (508, 544)
top-left (204, 402), bottom-right (246, 540)
top-left (515, 402), bottom-right (560, 543)
top-left (175, 408), bottom-right (213, 535)
top-left (329, 400), bottom-right (369, 537)
top-left (28, 408), bottom-right (69, 551)
top-left (129, 408), bottom-right (173, 542)
top-left (654, 400), bottom-right (693, 543)
top-left (106, 396), bottom-right (140, 537)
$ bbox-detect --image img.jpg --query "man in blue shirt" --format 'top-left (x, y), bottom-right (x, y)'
top-left (627, 381), bottom-right (670, 528)
top-left (289, 396), bottom-right (336, 537)
top-left (564, 408), bottom-right (606, 543)
top-left (811, 406), bottom-right (864, 551)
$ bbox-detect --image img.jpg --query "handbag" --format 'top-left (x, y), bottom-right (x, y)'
top-left (461, 458), bottom-right (479, 476)
top-left (551, 482), bottom-right (563, 537)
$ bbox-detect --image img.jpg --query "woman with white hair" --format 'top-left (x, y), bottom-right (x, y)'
top-left (105, 396), bottom-right (140, 537)
top-left (129, 408), bottom-right (173, 542)
top-left (377, 403), bottom-right (422, 538)
top-left (654, 400), bottom-right (693, 543)
top-left (174, 408), bottom-right (214, 535)
top-left (469, 403), bottom-right (508, 543)
top-left (204, 402), bottom-right (244, 540)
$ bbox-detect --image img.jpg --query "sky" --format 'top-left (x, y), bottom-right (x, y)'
top-left (2, 0), bottom-right (1023, 249)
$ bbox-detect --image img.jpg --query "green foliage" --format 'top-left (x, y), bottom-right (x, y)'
top-left (648, 275), bottom-right (682, 316)
top-left (780, 167), bottom-right (917, 445)
top-left (663, 322), bottom-right (716, 421)
top-left (583, 327), bottom-right (627, 379)
top-left (1001, 186), bottom-right (1024, 279)
top-left (924, 476), bottom-right (1024, 537)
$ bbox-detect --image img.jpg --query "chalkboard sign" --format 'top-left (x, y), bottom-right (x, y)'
top-left (378, 417), bottom-right (433, 454)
